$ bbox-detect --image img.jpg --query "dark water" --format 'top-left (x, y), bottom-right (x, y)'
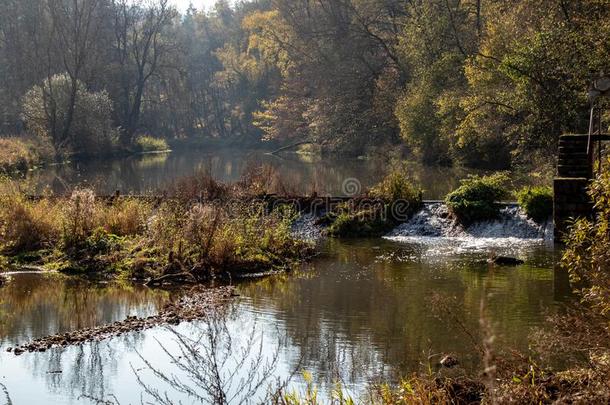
top-left (0, 237), bottom-right (568, 404)
top-left (21, 149), bottom-right (484, 199)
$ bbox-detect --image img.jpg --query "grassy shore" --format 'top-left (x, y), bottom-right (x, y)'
top-left (0, 174), bottom-right (313, 281)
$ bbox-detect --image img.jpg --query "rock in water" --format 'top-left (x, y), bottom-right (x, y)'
top-left (440, 355), bottom-right (459, 368)
top-left (488, 256), bottom-right (525, 266)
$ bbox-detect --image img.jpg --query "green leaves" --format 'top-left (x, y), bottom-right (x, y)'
top-left (445, 172), bottom-right (510, 224)
top-left (516, 186), bottom-right (553, 223)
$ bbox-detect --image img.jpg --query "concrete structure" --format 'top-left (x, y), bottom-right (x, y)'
top-left (553, 134), bottom-right (598, 240)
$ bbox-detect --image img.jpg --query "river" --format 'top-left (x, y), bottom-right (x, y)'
top-left (19, 149), bottom-right (485, 199)
top-left (0, 150), bottom-right (565, 403)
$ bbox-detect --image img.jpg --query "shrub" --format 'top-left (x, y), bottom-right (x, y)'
top-left (101, 199), bottom-right (152, 236)
top-left (62, 189), bottom-right (99, 249)
top-left (165, 169), bottom-right (228, 200)
top-left (445, 172), bottom-right (510, 224)
top-left (238, 163), bottom-right (295, 196)
top-left (327, 208), bottom-right (391, 237)
top-left (179, 202), bottom-right (305, 275)
top-left (369, 169), bottom-right (423, 204)
top-left (516, 186), bottom-right (553, 223)
top-left (135, 135), bottom-right (169, 152)
top-left (22, 73), bottom-right (117, 155)
top-left (324, 172), bottom-right (423, 238)
top-left (149, 199), bottom-right (310, 277)
top-left (562, 164), bottom-right (610, 315)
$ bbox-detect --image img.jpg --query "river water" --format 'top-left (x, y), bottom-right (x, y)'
top-left (19, 149), bottom-right (485, 199)
top-left (0, 150), bottom-right (566, 403)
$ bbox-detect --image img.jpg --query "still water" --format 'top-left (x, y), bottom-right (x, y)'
top-left (1, 150), bottom-right (563, 403)
top-left (0, 238), bottom-right (567, 404)
top-left (20, 149), bottom-right (485, 199)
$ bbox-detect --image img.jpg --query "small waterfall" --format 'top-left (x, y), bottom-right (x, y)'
top-left (385, 203), bottom-right (553, 251)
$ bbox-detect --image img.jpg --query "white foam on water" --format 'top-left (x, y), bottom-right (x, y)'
top-left (385, 203), bottom-right (553, 254)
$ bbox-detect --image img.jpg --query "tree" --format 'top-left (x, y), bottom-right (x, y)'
top-left (110, 0), bottom-right (176, 145)
top-left (22, 73), bottom-right (116, 155)
top-left (47, 0), bottom-right (106, 148)
top-left (246, 0), bottom-right (405, 155)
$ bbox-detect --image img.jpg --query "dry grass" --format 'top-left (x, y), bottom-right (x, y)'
top-left (0, 195), bottom-right (60, 253)
top-left (101, 198), bottom-right (152, 236)
top-left (0, 177), bottom-right (311, 279)
top-left (0, 136), bottom-right (52, 172)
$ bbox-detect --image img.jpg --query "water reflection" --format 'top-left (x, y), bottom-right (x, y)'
top-left (21, 150), bottom-right (484, 199)
top-left (238, 239), bottom-right (564, 388)
top-left (0, 238), bottom-right (564, 403)
top-left (0, 273), bottom-right (171, 346)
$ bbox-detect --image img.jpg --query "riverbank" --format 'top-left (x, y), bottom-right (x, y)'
top-left (0, 136), bottom-right (53, 173)
top-left (0, 175), bottom-right (315, 282)
top-left (0, 135), bottom-right (173, 175)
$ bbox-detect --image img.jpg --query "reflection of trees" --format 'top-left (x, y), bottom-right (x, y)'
top-left (135, 305), bottom-right (289, 405)
top-left (0, 274), bottom-right (168, 405)
top-left (0, 382), bottom-right (11, 404)
top-left (20, 149), bottom-right (483, 198)
top-left (238, 240), bottom-right (561, 385)
top-left (18, 331), bottom-right (148, 401)
top-left (0, 274), bottom-right (170, 346)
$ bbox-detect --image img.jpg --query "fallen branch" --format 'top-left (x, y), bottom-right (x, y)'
top-left (145, 271), bottom-right (198, 286)
top-left (268, 140), bottom-right (313, 155)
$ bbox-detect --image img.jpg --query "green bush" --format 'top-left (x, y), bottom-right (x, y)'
top-left (445, 172), bottom-right (510, 224)
top-left (562, 164), bottom-right (610, 315)
top-left (327, 207), bottom-right (392, 238)
top-left (517, 186), bottom-right (553, 223)
top-left (135, 135), bottom-right (169, 152)
top-left (369, 170), bottom-right (423, 204)
top-left (326, 172), bottom-right (423, 238)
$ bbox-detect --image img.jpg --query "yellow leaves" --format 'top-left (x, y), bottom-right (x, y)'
top-left (214, 44), bottom-right (263, 85)
top-left (241, 10), bottom-right (279, 31)
top-left (242, 9), bottom-right (294, 75)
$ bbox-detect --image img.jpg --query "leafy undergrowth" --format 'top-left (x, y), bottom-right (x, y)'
top-left (0, 177), bottom-right (313, 282)
top-left (516, 186), bottom-right (553, 223)
top-left (445, 172), bottom-right (510, 225)
top-left (324, 170), bottom-right (423, 238)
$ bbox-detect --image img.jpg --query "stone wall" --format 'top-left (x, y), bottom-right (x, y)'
top-left (554, 135), bottom-right (593, 241)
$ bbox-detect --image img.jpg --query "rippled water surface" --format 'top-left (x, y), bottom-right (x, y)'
top-left (0, 151), bottom-right (564, 403)
top-left (0, 237), bottom-right (568, 404)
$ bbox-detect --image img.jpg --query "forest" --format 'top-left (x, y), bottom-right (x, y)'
top-left (2, 1), bottom-right (610, 403)
top-left (1, 0), bottom-right (609, 168)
